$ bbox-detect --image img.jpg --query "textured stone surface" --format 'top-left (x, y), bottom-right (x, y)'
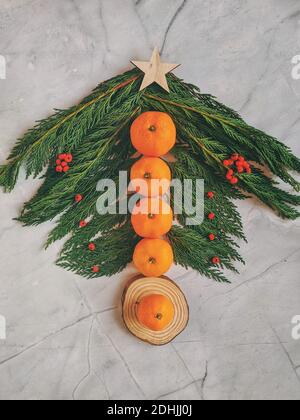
top-left (0, 0), bottom-right (300, 400)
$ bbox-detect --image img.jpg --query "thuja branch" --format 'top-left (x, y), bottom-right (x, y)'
top-left (180, 126), bottom-right (223, 166)
top-left (144, 90), bottom-right (300, 189)
top-left (0, 69), bottom-right (142, 191)
top-left (18, 110), bottom-right (139, 227)
top-left (57, 107), bottom-right (140, 192)
top-left (144, 93), bottom-right (239, 127)
top-left (21, 75), bottom-right (140, 161)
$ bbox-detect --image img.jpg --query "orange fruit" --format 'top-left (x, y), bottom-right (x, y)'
top-left (131, 198), bottom-right (173, 238)
top-left (133, 239), bottom-right (174, 277)
top-left (136, 294), bottom-right (175, 331)
top-left (130, 111), bottom-right (176, 157)
top-left (130, 157), bottom-right (171, 197)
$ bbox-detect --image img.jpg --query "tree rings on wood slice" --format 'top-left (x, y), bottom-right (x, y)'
top-left (122, 276), bottom-right (189, 346)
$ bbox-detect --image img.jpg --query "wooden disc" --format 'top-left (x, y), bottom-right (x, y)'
top-left (122, 276), bottom-right (189, 346)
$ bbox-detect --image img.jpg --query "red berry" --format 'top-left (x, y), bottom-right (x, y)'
top-left (56, 159), bottom-right (62, 165)
top-left (223, 160), bottom-right (231, 167)
top-left (61, 161), bottom-right (68, 167)
top-left (79, 220), bottom-right (87, 228)
top-left (243, 162), bottom-right (250, 169)
top-left (65, 154), bottom-right (73, 163)
top-left (63, 165), bottom-right (70, 173)
top-left (212, 257), bottom-right (220, 265)
top-left (59, 154), bottom-right (67, 160)
top-left (239, 156), bottom-right (245, 162)
top-left (75, 194), bottom-right (83, 203)
top-left (56, 166), bottom-right (63, 173)
top-left (226, 169), bottom-right (234, 180)
top-left (209, 233), bottom-right (215, 241)
top-left (236, 160), bottom-right (244, 167)
top-left (92, 266), bottom-right (100, 273)
top-left (89, 243), bottom-right (96, 251)
top-left (208, 213), bottom-right (215, 220)
top-left (207, 192), bottom-right (214, 199)
top-left (237, 166), bottom-right (244, 174)
top-left (246, 167), bottom-right (252, 174)
top-left (230, 177), bottom-right (239, 185)
top-left (231, 154), bottom-right (239, 161)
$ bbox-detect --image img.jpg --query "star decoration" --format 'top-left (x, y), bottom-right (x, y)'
top-left (131, 47), bottom-right (180, 92)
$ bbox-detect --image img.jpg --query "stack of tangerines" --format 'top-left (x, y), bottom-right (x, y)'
top-left (129, 111), bottom-right (176, 279)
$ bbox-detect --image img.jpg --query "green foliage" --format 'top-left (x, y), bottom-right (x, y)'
top-left (1, 69), bottom-right (299, 282)
top-left (57, 219), bottom-right (139, 278)
top-left (171, 146), bottom-right (246, 241)
top-left (0, 69), bottom-right (142, 191)
top-left (168, 226), bottom-right (243, 283)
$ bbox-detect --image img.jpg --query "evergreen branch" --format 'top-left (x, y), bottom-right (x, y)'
top-left (57, 221), bottom-right (138, 278)
top-left (171, 156), bottom-right (246, 242)
top-left (144, 92), bottom-right (300, 219)
top-left (0, 70), bottom-right (141, 191)
top-left (168, 226), bottom-right (241, 283)
top-left (18, 107), bottom-right (140, 226)
top-left (144, 91), bottom-right (300, 190)
top-left (239, 170), bottom-right (300, 219)
top-left (144, 93), bottom-right (240, 127)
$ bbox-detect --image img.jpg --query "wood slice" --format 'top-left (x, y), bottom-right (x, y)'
top-left (122, 276), bottom-right (189, 346)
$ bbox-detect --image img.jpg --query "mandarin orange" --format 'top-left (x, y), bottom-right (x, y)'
top-left (130, 112), bottom-right (176, 157)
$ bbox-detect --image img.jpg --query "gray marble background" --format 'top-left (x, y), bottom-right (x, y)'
top-left (0, 0), bottom-right (300, 401)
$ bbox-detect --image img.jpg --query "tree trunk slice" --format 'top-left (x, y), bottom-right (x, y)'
top-left (122, 275), bottom-right (189, 346)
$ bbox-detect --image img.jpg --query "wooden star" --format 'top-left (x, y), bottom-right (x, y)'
top-left (131, 47), bottom-right (180, 92)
